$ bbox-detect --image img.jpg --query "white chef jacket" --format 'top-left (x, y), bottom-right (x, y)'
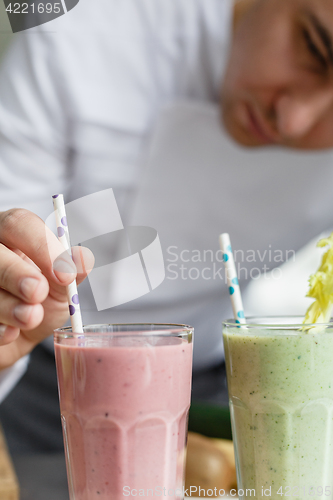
top-left (1, 0), bottom-right (333, 402)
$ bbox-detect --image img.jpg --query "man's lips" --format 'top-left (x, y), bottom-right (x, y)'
top-left (246, 105), bottom-right (279, 145)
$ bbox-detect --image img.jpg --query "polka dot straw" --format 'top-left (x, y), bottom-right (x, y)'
top-left (52, 194), bottom-right (83, 333)
top-left (219, 233), bottom-right (246, 324)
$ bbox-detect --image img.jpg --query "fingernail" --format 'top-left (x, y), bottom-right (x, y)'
top-left (14, 304), bottom-right (33, 324)
top-left (53, 258), bottom-right (76, 282)
top-left (0, 324), bottom-right (6, 337)
top-left (20, 277), bottom-right (40, 299)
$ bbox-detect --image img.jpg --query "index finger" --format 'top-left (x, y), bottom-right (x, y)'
top-left (0, 209), bottom-right (76, 285)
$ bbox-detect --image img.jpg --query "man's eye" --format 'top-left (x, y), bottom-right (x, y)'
top-left (302, 28), bottom-right (328, 70)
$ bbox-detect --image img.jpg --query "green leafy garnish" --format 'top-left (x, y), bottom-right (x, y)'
top-left (303, 232), bottom-right (333, 325)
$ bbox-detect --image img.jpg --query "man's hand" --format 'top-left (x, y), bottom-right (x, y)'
top-left (0, 208), bottom-right (94, 369)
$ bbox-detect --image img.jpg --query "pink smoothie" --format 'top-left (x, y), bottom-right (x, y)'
top-left (55, 334), bottom-right (193, 500)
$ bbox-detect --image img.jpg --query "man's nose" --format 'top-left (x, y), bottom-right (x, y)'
top-left (275, 90), bottom-right (333, 140)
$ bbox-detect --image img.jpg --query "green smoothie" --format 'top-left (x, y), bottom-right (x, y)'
top-left (223, 321), bottom-right (333, 500)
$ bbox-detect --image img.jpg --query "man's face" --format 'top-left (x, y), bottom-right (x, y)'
top-left (221, 0), bottom-right (333, 149)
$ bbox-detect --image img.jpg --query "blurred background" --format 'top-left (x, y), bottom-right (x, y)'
top-left (1, 0), bottom-right (333, 497)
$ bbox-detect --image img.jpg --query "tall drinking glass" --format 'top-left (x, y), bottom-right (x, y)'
top-left (223, 316), bottom-right (333, 500)
top-left (54, 324), bottom-right (193, 500)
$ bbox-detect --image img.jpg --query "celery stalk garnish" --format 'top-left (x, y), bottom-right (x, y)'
top-left (303, 232), bottom-right (333, 326)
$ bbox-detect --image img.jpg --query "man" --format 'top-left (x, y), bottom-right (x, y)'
top-left (0, 0), bottom-right (333, 451)
top-left (224, 0), bottom-right (333, 148)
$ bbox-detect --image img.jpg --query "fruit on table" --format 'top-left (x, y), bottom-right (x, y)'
top-left (211, 437), bottom-right (236, 488)
top-left (185, 432), bottom-right (237, 496)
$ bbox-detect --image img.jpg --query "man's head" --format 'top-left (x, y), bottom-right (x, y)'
top-left (222, 0), bottom-right (333, 149)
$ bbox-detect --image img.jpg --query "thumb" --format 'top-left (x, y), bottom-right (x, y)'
top-left (72, 246), bottom-right (95, 283)
top-left (52, 251), bottom-right (77, 284)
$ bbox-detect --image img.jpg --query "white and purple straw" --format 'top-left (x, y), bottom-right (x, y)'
top-left (52, 194), bottom-right (83, 333)
top-left (219, 233), bottom-right (246, 324)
